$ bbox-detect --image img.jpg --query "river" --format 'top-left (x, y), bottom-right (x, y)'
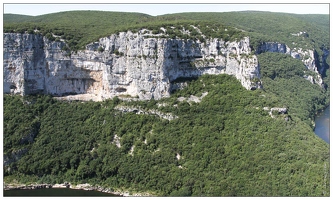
top-left (3, 188), bottom-right (119, 196)
top-left (314, 105), bottom-right (330, 144)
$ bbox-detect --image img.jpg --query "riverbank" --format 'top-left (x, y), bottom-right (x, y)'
top-left (3, 182), bottom-right (153, 197)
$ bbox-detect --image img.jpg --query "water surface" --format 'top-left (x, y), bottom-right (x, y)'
top-left (314, 105), bottom-right (330, 144)
top-left (3, 188), bottom-right (119, 196)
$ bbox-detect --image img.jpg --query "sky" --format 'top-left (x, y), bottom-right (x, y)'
top-left (2, 2), bottom-right (330, 16)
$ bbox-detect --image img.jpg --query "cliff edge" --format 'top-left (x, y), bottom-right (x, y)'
top-left (3, 31), bottom-right (261, 100)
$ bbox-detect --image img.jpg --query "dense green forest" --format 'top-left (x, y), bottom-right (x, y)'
top-left (3, 10), bottom-right (330, 196)
top-left (160, 12), bottom-right (329, 51)
top-left (3, 71), bottom-right (330, 196)
top-left (3, 11), bottom-right (329, 53)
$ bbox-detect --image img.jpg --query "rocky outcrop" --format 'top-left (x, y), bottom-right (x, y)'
top-left (112, 134), bottom-right (121, 148)
top-left (3, 148), bottom-right (29, 167)
top-left (177, 91), bottom-right (208, 103)
top-left (317, 48), bottom-right (330, 77)
top-left (4, 182), bottom-right (152, 196)
top-left (3, 32), bottom-right (261, 101)
top-left (3, 120), bottom-right (40, 168)
top-left (263, 107), bottom-right (288, 119)
top-left (52, 183), bottom-right (71, 188)
top-left (257, 41), bottom-right (328, 86)
top-left (115, 105), bottom-right (178, 120)
top-left (4, 183), bottom-right (53, 190)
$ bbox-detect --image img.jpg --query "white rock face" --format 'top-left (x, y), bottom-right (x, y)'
top-left (115, 105), bottom-right (178, 121)
top-left (177, 91), bottom-right (208, 103)
top-left (3, 32), bottom-right (261, 100)
top-left (113, 134), bottom-right (121, 148)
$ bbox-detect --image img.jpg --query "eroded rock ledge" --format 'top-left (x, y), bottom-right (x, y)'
top-left (115, 105), bottom-right (178, 120)
top-left (4, 182), bottom-right (153, 196)
top-left (257, 42), bottom-right (328, 86)
top-left (4, 32), bottom-right (261, 101)
top-left (4, 31), bottom-right (327, 101)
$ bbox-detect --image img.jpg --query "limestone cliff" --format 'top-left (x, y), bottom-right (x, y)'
top-left (256, 42), bottom-right (329, 86)
top-left (4, 32), bottom-right (261, 100)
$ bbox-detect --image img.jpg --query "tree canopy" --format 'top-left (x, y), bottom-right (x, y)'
top-left (3, 10), bottom-right (330, 197)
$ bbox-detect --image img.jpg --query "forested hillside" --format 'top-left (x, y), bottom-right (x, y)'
top-left (3, 10), bottom-right (330, 196)
top-left (3, 73), bottom-right (329, 196)
top-left (159, 12), bottom-right (329, 50)
top-left (3, 11), bottom-right (329, 52)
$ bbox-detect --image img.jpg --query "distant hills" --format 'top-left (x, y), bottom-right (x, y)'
top-left (3, 10), bottom-right (329, 53)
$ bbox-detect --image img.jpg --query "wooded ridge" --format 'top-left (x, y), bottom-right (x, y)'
top-left (3, 11), bottom-right (330, 196)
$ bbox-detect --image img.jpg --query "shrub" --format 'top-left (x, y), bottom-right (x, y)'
top-left (97, 46), bottom-right (104, 52)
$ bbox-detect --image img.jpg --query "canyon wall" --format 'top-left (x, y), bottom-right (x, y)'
top-left (3, 32), bottom-right (261, 100)
top-left (257, 42), bottom-right (328, 85)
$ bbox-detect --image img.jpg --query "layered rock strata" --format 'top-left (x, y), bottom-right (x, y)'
top-left (257, 42), bottom-right (329, 86)
top-left (3, 32), bottom-right (261, 100)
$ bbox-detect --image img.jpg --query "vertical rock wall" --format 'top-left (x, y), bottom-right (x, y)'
top-left (3, 32), bottom-right (262, 100)
top-left (257, 41), bottom-right (328, 86)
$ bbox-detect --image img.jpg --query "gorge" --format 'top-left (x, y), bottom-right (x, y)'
top-left (3, 29), bottom-right (327, 101)
top-left (3, 10), bottom-right (330, 197)
top-left (3, 31), bottom-right (261, 101)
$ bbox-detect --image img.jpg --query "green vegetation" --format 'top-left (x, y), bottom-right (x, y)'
top-left (3, 11), bottom-right (153, 51)
top-left (258, 52), bottom-right (329, 125)
top-left (3, 10), bottom-right (330, 197)
top-left (3, 13), bottom-right (244, 51)
top-left (3, 14), bottom-right (34, 23)
top-left (4, 71), bottom-right (330, 196)
top-left (159, 12), bottom-right (329, 52)
top-left (5, 10), bottom-right (328, 54)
